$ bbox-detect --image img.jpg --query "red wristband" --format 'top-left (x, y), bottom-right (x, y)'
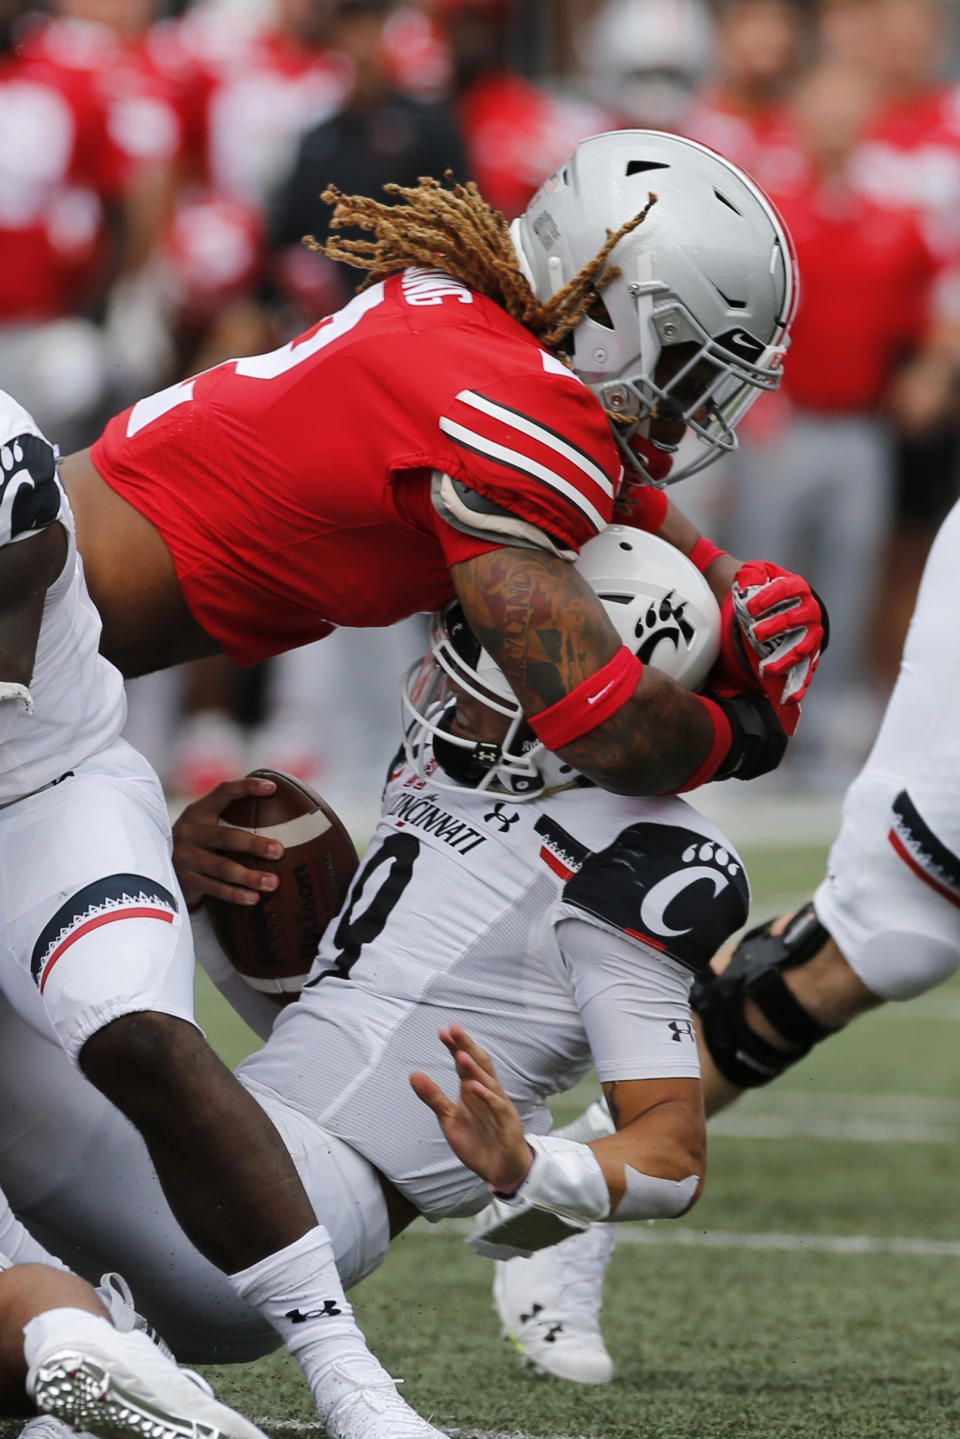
top-left (668, 694), bottom-right (733, 794)
top-left (529, 646), bottom-right (643, 751)
top-left (689, 537), bottom-right (728, 574)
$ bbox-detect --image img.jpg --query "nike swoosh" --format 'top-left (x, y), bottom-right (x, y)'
top-left (586, 678), bottom-right (617, 705)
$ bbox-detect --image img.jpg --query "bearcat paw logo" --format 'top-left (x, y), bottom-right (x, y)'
top-left (633, 589), bottom-right (696, 663)
top-left (680, 839), bottom-right (741, 880)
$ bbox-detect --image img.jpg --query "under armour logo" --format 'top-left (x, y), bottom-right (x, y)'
top-left (668, 1020), bottom-right (695, 1043)
top-left (484, 802), bottom-right (520, 832)
top-left (284, 1301), bottom-right (342, 1322)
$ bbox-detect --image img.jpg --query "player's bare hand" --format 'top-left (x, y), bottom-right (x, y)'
top-left (172, 777), bottom-right (284, 909)
top-left (410, 1024), bottom-right (531, 1193)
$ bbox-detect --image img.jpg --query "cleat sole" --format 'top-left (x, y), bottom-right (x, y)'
top-left (32, 1354), bottom-right (221, 1439)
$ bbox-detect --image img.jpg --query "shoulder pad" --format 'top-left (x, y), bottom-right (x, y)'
top-left (431, 472), bottom-right (574, 558)
top-left (0, 431), bottom-right (61, 546)
top-left (562, 821), bottom-right (749, 974)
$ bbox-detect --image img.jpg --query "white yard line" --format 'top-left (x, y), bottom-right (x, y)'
top-left (612, 1226), bottom-right (960, 1257)
top-left (551, 1089), bottom-right (960, 1145)
top-left (708, 1113), bottom-right (960, 1142)
top-left (703, 1088), bottom-right (960, 1143)
top-left (254, 1425), bottom-right (587, 1439)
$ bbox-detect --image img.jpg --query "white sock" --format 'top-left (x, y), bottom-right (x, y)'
top-left (23, 1308), bottom-right (117, 1370)
top-left (228, 1227), bottom-right (392, 1409)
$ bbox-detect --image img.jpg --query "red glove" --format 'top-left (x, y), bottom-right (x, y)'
top-left (719, 561), bottom-right (827, 736)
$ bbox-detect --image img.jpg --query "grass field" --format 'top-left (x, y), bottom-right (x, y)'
top-left (8, 832), bottom-right (957, 1439)
top-left (171, 836), bottom-right (960, 1439)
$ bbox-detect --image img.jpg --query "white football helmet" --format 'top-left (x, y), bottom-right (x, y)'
top-left (401, 525), bottom-right (722, 800)
top-left (509, 129), bottom-right (798, 486)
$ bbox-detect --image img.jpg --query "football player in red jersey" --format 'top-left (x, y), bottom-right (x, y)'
top-left (61, 130), bottom-right (822, 803)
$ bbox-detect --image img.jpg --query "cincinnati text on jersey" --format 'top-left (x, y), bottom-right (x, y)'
top-left (387, 790), bottom-right (487, 854)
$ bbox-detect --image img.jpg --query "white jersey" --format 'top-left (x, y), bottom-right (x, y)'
top-left (0, 391), bottom-right (125, 801)
top-left (814, 495), bottom-right (960, 1001)
top-left (239, 746), bottom-right (750, 1219)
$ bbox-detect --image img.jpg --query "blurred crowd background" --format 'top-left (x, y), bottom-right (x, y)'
top-left (5, 0), bottom-right (960, 821)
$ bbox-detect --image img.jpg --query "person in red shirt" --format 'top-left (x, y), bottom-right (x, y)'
top-left (823, 0), bottom-right (960, 680)
top-left (724, 58), bottom-right (956, 783)
top-left (682, 0), bottom-right (810, 195)
top-left (20, 0), bottom-right (189, 404)
top-left (63, 132), bottom-right (822, 812)
top-left (0, 0), bottom-right (128, 447)
top-left (146, 0), bottom-right (352, 361)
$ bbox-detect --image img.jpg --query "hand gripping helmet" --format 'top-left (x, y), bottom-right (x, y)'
top-left (401, 525), bottom-right (722, 800)
top-left (509, 129), bottom-right (798, 486)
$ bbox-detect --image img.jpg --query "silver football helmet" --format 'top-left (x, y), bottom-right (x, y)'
top-left (401, 525), bottom-right (722, 800)
top-left (509, 129), bottom-right (798, 485)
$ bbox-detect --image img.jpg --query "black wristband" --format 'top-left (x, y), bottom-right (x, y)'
top-left (706, 690), bottom-right (788, 782)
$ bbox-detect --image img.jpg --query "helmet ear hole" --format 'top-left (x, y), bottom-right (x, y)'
top-left (587, 292), bottom-right (616, 329)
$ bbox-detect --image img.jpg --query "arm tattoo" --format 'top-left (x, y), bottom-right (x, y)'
top-left (453, 547), bottom-right (615, 710)
top-left (451, 546), bottom-right (717, 795)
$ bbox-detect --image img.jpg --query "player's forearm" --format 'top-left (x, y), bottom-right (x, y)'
top-left (452, 544), bottom-right (728, 794)
top-left (589, 1097), bottom-right (705, 1215)
top-left (550, 666), bottom-right (718, 795)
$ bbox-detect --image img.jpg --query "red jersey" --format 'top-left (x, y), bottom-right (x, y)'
top-left (682, 92), bottom-right (807, 199)
top-left (0, 47), bottom-right (125, 320)
top-left (22, 19), bottom-right (185, 177)
top-left (853, 87), bottom-right (960, 262)
top-left (92, 268), bottom-right (623, 665)
top-left (772, 179), bottom-right (938, 414)
top-left (176, 25), bottom-right (352, 207)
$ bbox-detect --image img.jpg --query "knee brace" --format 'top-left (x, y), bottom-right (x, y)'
top-left (692, 903), bottom-right (834, 1089)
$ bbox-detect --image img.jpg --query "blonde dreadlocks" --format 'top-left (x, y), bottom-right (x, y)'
top-left (305, 174), bottom-right (657, 359)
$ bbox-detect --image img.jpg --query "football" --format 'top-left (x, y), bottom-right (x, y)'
top-left (207, 769), bottom-right (359, 1004)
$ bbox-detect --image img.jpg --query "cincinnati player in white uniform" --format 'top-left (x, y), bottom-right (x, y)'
top-left (695, 490), bottom-right (960, 1101)
top-left (0, 389), bottom-right (180, 1055)
top-left (484, 495), bottom-right (960, 1389)
top-left (0, 535), bottom-right (749, 1416)
top-left (0, 392), bottom-right (475, 1439)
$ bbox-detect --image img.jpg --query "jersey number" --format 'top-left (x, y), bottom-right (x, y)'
top-left (306, 831), bottom-right (420, 985)
top-left (125, 284), bottom-right (387, 438)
